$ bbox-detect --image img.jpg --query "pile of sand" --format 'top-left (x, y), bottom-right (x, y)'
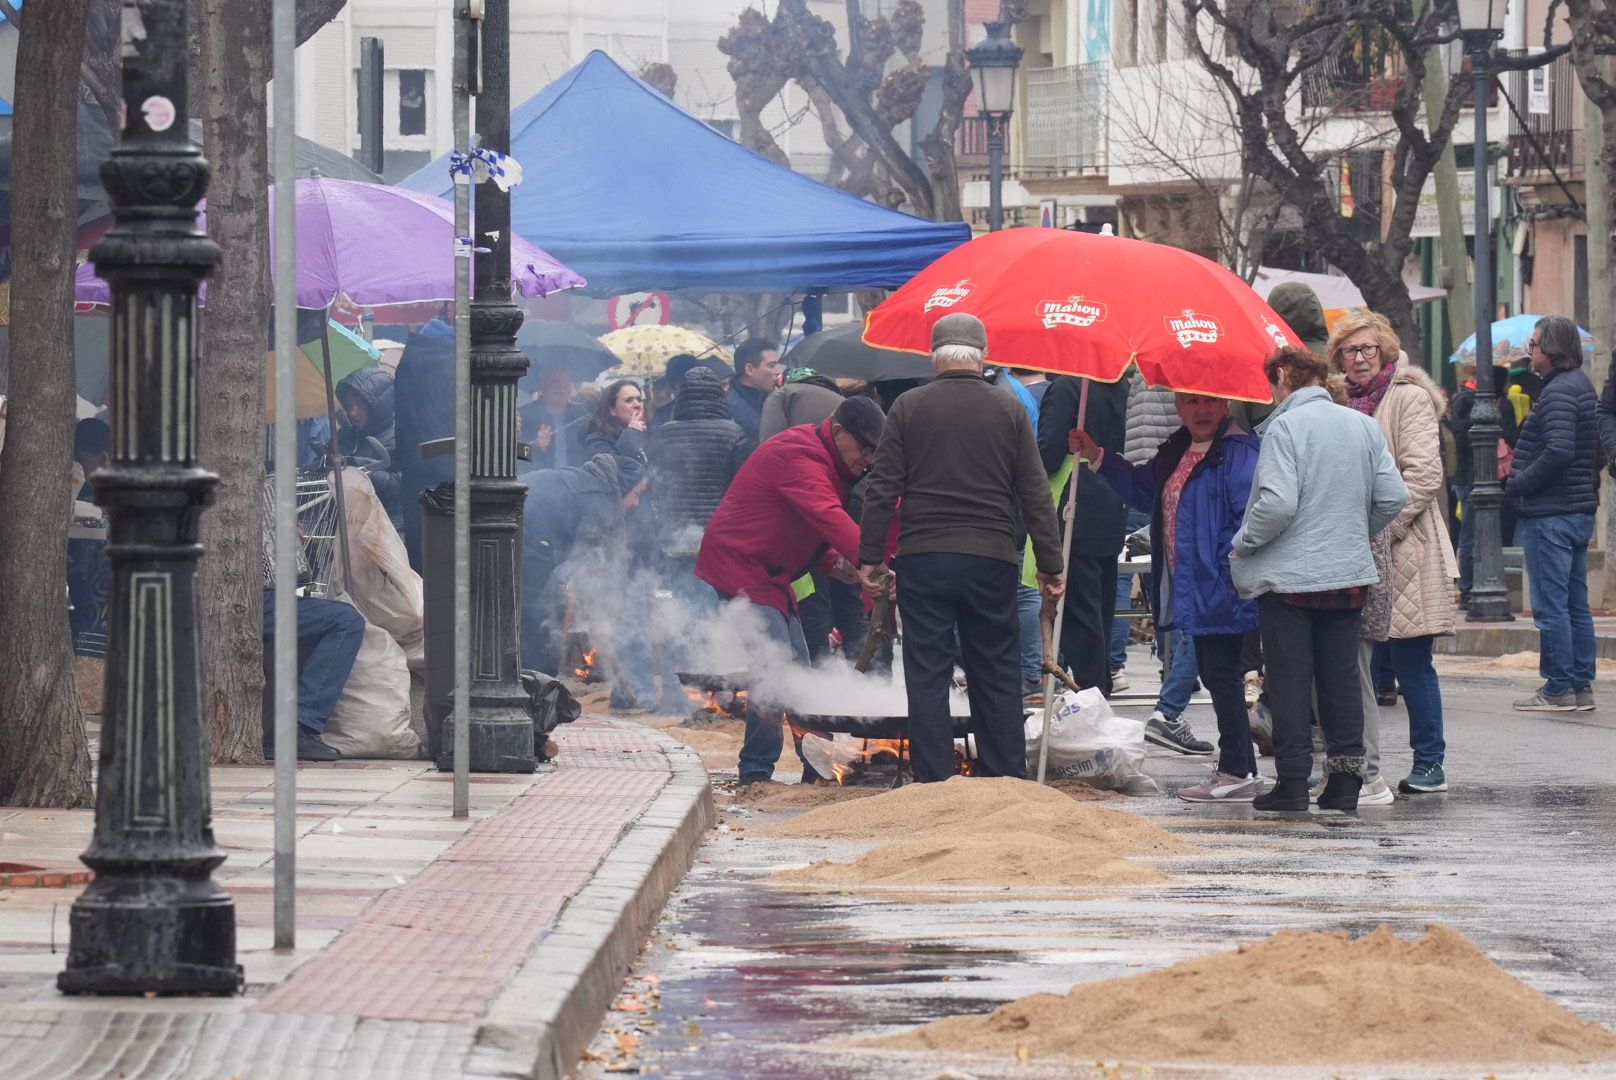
top-left (870, 924), bottom-right (1616, 1067)
top-left (766, 776), bottom-right (1191, 890)
top-left (728, 781), bottom-right (881, 809)
top-left (1472, 651), bottom-right (1616, 675)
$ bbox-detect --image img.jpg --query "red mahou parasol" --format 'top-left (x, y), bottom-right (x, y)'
top-left (862, 228), bottom-right (1297, 403)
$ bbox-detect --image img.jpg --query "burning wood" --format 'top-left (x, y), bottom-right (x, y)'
top-left (684, 686), bottom-right (746, 719)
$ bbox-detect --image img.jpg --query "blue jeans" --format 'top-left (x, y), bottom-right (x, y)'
top-left (739, 602), bottom-right (810, 781)
top-left (1017, 583), bottom-right (1043, 694)
top-left (1371, 641), bottom-right (1396, 694)
top-left (1155, 628), bottom-right (1199, 720)
top-left (1518, 512), bottom-right (1597, 696)
top-left (1108, 574), bottom-right (1133, 670)
top-left (1455, 485), bottom-right (1476, 593)
top-left (262, 591), bottom-right (366, 734)
top-left (1110, 509), bottom-right (1150, 669)
top-left (1387, 635), bottom-right (1445, 765)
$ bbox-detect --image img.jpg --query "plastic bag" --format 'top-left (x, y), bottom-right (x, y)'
top-left (336, 468), bottom-right (425, 671)
top-left (522, 670), bottom-right (580, 761)
top-left (1024, 688), bottom-right (1157, 794)
top-left (799, 732), bottom-right (864, 782)
top-left (323, 621), bottom-right (421, 759)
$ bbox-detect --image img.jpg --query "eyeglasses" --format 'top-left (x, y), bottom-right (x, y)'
top-left (1340, 343), bottom-right (1381, 360)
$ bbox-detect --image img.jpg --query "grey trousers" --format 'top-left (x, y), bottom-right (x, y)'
top-left (1357, 639), bottom-right (1383, 782)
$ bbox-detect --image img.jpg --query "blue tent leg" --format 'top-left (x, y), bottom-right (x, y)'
top-left (803, 291), bottom-right (824, 336)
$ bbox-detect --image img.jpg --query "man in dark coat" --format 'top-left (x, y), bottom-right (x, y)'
top-left (335, 367), bottom-right (403, 527)
top-left (1037, 372), bottom-right (1129, 696)
top-left (727, 338), bottom-right (782, 442)
top-left (1512, 315), bottom-right (1600, 712)
top-left (519, 454), bottom-right (647, 676)
top-left (518, 362), bottom-right (589, 471)
top-left (392, 317), bottom-right (455, 570)
top-left (860, 314), bottom-right (1065, 783)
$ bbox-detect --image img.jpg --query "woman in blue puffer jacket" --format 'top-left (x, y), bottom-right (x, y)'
top-left (1075, 392), bottom-right (1262, 803)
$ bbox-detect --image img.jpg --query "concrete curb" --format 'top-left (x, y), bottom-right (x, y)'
top-left (1437, 624), bottom-right (1616, 659)
top-left (465, 720), bottom-right (713, 1080)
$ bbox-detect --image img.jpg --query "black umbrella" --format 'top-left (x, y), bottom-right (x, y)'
top-left (784, 322), bottom-right (935, 383)
top-left (516, 320), bottom-right (620, 385)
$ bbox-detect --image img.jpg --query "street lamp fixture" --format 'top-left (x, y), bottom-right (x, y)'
top-left (966, 20), bottom-right (1022, 232)
top-left (1457, 0), bottom-right (1511, 623)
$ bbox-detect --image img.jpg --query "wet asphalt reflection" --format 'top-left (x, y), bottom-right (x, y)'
top-left (578, 663), bottom-right (1616, 1080)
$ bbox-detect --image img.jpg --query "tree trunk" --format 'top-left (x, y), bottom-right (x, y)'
top-left (0, 0), bottom-right (94, 808)
top-left (196, 0), bottom-right (271, 764)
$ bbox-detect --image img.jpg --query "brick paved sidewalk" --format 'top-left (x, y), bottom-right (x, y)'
top-left (0, 717), bottom-right (711, 1079)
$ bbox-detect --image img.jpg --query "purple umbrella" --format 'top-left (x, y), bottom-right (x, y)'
top-left (74, 176), bottom-right (584, 308)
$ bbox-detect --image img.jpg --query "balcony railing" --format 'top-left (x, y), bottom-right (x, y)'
top-left (956, 115), bottom-right (1000, 160)
top-left (1022, 62), bottom-right (1108, 175)
top-left (1301, 48), bottom-right (1410, 112)
top-left (1504, 50), bottom-right (1583, 179)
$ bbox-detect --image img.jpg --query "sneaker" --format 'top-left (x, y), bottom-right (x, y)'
top-left (1110, 668), bottom-right (1130, 691)
top-left (738, 773), bottom-right (777, 787)
top-left (1575, 687), bottom-right (1597, 712)
top-left (1376, 687), bottom-right (1398, 707)
top-left (1513, 690), bottom-right (1578, 713)
top-left (1398, 761), bottom-right (1448, 794)
top-left (1176, 771), bottom-right (1258, 803)
top-left (1359, 776), bottom-right (1396, 806)
top-left (1144, 712), bottom-right (1214, 755)
top-left (295, 731), bottom-right (341, 762)
top-left (1310, 774), bottom-right (1393, 805)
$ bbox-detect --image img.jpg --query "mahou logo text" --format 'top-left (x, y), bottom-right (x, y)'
top-left (924, 280), bottom-right (973, 312)
top-left (1039, 296), bottom-right (1108, 330)
top-left (1166, 309), bottom-right (1221, 348)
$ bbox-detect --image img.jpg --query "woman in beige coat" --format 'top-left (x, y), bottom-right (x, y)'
top-left (1329, 312), bottom-right (1458, 797)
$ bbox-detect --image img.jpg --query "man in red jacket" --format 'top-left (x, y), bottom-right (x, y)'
top-left (696, 395), bottom-right (887, 784)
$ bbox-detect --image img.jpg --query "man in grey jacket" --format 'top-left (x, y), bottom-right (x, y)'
top-left (1231, 347), bottom-right (1406, 812)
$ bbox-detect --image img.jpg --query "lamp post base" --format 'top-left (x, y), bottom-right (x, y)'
top-left (58, 874), bottom-right (241, 996)
top-left (436, 704), bottom-right (538, 774)
top-left (1465, 590), bottom-right (1515, 623)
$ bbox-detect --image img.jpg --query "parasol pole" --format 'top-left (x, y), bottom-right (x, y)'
top-left (318, 312), bottom-right (353, 598)
top-left (1036, 377), bottom-right (1089, 785)
top-left (271, 0), bottom-right (298, 952)
top-left (450, 0), bottom-right (473, 819)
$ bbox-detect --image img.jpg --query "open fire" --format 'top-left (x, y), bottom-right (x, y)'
top-left (684, 685), bottom-right (746, 719)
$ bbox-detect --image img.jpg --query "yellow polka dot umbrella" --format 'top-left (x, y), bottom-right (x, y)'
top-left (598, 325), bottom-right (729, 377)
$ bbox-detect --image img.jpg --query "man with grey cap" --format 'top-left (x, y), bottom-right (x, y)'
top-left (858, 313), bottom-right (1066, 782)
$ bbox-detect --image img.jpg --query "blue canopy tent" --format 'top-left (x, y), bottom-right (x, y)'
top-left (401, 51), bottom-right (968, 298)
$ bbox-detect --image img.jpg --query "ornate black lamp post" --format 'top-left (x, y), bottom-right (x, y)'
top-left (440, 0), bottom-right (535, 773)
top-left (967, 20), bottom-right (1022, 232)
top-left (1457, 0), bottom-right (1512, 623)
top-left (59, 0), bottom-right (239, 995)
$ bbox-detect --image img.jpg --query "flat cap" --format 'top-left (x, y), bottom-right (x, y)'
top-left (832, 395), bottom-right (886, 450)
top-left (931, 312), bottom-right (988, 352)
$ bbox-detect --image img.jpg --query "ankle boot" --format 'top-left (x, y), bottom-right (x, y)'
top-left (1253, 776), bottom-right (1309, 811)
top-left (1318, 772), bottom-right (1363, 810)
top-left (1318, 757), bottom-right (1365, 811)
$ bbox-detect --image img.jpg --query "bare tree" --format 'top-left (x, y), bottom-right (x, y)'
top-left (0, 0), bottom-right (94, 808)
top-left (719, 0), bottom-right (972, 220)
top-left (1181, 0), bottom-right (1469, 350)
top-left (1108, 54), bottom-right (1302, 277)
top-left (196, 0), bottom-right (272, 763)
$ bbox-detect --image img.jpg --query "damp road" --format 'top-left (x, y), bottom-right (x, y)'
top-left (577, 658), bottom-right (1616, 1080)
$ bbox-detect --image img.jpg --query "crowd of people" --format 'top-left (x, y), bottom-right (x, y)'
top-left (22, 289), bottom-right (1607, 786)
top-left (477, 297), bottom-right (1611, 814)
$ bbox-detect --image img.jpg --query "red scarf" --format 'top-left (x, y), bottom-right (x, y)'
top-left (1345, 364), bottom-right (1395, 415)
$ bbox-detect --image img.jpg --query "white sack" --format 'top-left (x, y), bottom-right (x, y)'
top-left (323, 620), bottom-right (420, 759)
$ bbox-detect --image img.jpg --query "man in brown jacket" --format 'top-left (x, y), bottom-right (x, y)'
top-left (858, 313), bottom-right (1065, 782)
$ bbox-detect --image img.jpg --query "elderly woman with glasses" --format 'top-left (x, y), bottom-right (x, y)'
top-left (1327, 311), bottom-right (1458, 797)
top-left (1514, 315), bottom-right (1600, 713)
